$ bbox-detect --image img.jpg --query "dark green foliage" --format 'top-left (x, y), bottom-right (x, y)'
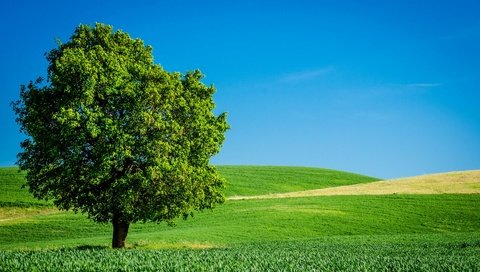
top-left (11, 23), bottom-right (228, 246)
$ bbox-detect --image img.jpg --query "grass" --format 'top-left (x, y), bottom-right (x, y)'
top-left (0, 207), bottom-right (59, 222)
top-left (0, 165), bottom-right (382, 249)
top-left (231, 169), bottom-right (480, 199)
top-left (0, 167), bottom-right (50, 207)
top-left (1, 194), bottom-right (479, 249)
top-left (0, 166), bottom-right (377, 203)
top-left (0, 166), bottom-right (479, 270)
top-left (217, 165), bottom-right (379, 197)
top-left (1, 238), bottom-right (479, 271)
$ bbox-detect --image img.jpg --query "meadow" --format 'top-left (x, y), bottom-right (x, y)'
top-left (0, 166), bottom-right (479, 271)
top-left (2, 238), bottom-right (480, 271)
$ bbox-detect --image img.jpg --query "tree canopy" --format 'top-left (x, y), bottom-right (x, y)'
top-left (12, 23), bottom-right (229, 248)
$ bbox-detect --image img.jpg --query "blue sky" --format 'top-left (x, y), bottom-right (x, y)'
top-left (1, 0), bottom-right (479, 178)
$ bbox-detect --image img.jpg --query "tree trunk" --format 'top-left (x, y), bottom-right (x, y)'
top-left (112, 216), bottom-right (130, 249)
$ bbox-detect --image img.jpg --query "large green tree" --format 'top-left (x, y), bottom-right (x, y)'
top-left (12, 23), bottom-right (229, 248)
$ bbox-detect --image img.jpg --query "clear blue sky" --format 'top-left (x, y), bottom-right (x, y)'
top-left (1, 0), bottom-right (479, 178)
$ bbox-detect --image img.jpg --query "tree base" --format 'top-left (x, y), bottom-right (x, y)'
top-left (112, 217), bottom-right (129, 248)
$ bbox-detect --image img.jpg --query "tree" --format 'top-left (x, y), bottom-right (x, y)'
top-left (12, 23), bottom-right (229, 248)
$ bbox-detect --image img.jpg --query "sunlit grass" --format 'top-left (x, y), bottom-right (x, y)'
top-left (230, 170), bottom-right (480, 199)
top-left (1, 166), bottom-right (479, 270)
top-left (218, 165), bottom-right (379, 197)
top-left (1, 194), bottom-right (479, 249)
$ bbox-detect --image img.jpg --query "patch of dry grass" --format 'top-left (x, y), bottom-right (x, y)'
top-left (0, 207), bottom-right (60, 224)
top-left (129, 240), bottom-right (222, 250)
top-left (229, 170), bottom-right (480, 200)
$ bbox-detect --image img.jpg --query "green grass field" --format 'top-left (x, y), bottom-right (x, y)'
top-left (2, 238), bottom-right (479, 271)
top-left (218, 165), bottom-right (379, 196)
top-left (1, 166), bottom-right (479, 271)
top-left (0, 167), bottom-right (47, 207)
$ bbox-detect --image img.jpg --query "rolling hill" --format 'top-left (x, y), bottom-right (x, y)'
top-left (0, 166), bottom-right (479, 250)
top-left (0, 166), bottom-right (479, 270)
top-left (217, 165), bottom-right (379, 196)
top-left (229, 169), bottom-right (480, 200)
top-left (0, 166), bottom-right (379, 204)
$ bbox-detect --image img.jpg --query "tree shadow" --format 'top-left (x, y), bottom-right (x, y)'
top-left (73, 245), bottom-right (110, 250)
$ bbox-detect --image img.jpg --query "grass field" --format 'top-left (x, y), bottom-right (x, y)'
top-left (217, 165), bottom-right (379, 197)
top-left (0, 167), bottom-right (46, 206)
top-left (2, 238), bottom-right (479, 271)
top-left (0, 166), bottom-right (479, 271)
top-left (2, 194), bottom-right (479, 249)
top-left (230, 169), bottom-right (480, 200)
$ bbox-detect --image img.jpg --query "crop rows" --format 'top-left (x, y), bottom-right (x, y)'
top-left (1, 240), bottom-right (479, 271)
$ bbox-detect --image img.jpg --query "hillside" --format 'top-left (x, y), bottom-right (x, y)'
top-left (217, 165), bottom-right (379, 197)
top-left (0, 166), bottom-right (479, 251)
top-left (0, 167), bottom-right (48, 207)
top-left (229, 170), bottom-right (480, 200)
top-left (0, 166), bottom-right (379, 202)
